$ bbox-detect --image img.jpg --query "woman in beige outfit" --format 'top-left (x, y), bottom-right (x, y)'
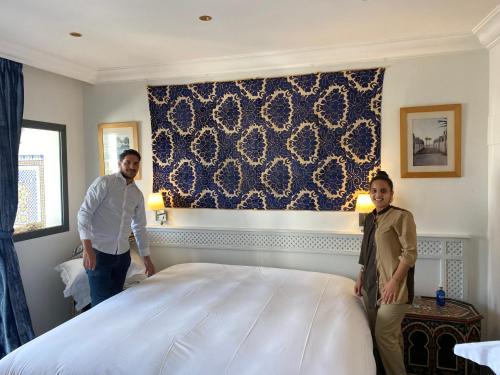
top-left (354, 171), bottom-right (417, 375)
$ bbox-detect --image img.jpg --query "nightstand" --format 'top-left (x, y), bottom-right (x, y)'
top-left (402, 296), bottom-right (482, 375)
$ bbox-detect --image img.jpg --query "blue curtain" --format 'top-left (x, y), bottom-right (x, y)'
top-left (0, 58), bottom-right (35, 358)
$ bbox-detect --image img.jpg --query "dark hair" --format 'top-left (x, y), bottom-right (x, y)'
top-left (119, 149), bottom-right (141, 162)
top-left (370, 170), bottom-right (393, 190)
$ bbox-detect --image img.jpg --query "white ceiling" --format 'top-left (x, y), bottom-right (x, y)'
top-left (0, 0), bottom-right (499, 83)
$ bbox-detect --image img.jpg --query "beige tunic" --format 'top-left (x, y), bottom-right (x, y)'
top-left (359, 206), bottom-right (417, 306)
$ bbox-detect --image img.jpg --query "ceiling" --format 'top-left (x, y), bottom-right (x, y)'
top-left (0, 0), bottom-right (499, 83)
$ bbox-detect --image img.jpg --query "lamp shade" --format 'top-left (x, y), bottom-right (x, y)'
top-left (355, 193), bottom-right (375, 213)
top-left (147, 192), bottom-right (165, 210)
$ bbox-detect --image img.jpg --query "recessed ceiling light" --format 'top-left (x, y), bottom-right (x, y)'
top-left (199, 15), bottom-right (212, 21)
top-left (69, 32), bottom-right (82, 37)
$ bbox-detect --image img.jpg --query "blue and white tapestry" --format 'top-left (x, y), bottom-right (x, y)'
top-left (148, 68), bottom-right (384, 210)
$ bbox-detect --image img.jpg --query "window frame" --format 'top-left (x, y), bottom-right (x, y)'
top-left (14, 119), bottom-right (69, 242)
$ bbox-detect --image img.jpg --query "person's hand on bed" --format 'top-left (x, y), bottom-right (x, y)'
top-left (381, 278), bottom-right (399, 304)
top-left (143, 256), bottom-right (156, 277)
top-left (82, 241), bottom-right (96, 270)
top-left (354, 271), bottom-right (363, 297)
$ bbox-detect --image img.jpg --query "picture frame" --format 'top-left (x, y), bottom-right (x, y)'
top-left (98, 121), bottom-right (141, 180)
top-left (400, 104), bottom-right (461, 178)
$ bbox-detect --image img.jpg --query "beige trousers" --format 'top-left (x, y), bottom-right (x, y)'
top-left (363, 293), bottom-right (409, 375)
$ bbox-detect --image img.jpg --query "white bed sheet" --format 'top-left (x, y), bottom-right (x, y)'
top-left (0, 263), bottom-right (375, 375)
top-left (454, 341), bottom-right (500, 374)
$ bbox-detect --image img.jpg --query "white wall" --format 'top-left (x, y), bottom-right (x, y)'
top-left (487, 42), bottom-right (500, 339)
top-left (15, 66), bottom-right (86, 335)
top-left (83, 51), bottom-right (490, 318)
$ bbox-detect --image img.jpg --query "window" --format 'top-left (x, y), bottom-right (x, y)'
top-left (13, 120), bottom-right (69, 241)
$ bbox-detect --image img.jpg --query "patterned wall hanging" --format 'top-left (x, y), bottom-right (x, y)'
top-left (148, 67), bottom-right (384, 210)
top-left (15, 155), bottom-right (46, 230)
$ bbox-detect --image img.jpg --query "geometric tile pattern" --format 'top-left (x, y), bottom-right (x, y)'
top-left (417, 240), bottom-right (443, 256)
top-left (446, 241), bottom-right (463, 257)
top-left (446, 259), bottom-right (464, 300)
top-left (148, 68), bottom-right (385, 210)
top-left (15, 155), bottom-right (46, 230)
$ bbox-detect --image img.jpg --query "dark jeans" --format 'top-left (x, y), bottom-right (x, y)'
top-left (86, 249), bottom-right (131, 307)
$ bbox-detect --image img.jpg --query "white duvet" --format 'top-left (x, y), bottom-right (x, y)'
top-left (0, 263), bottom-right (375, 375)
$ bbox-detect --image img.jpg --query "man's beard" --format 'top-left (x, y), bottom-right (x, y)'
top-left (121, 170), bottom-right (136, 180)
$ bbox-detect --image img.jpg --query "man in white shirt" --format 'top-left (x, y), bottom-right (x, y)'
top-left (77, 149), bottom-right (155, 306)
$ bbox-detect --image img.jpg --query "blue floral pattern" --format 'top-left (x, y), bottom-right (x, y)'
top-left (148, 68), bottom-right (384, 210)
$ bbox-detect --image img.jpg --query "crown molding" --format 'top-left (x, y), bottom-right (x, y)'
top-left (0, 33), bottom-right (483, 85)
top-left (96, 33), bottom-right (482, 84)
top-left (473, 5), bottom-right (500, 49)
top-left (0, 38), bottom-right (96, 83)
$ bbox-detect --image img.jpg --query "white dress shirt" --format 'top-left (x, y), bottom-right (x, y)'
top-left (77, 173), bottom-right (150, 257)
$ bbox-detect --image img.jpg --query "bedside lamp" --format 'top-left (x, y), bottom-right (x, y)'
top-left (355, 193), bottom-right (375, 229)
top-left (148, 192), bottom-right (167, 225)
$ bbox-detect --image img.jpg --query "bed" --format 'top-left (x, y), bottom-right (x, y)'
top-left (0, 263), bottom-right (376, 374)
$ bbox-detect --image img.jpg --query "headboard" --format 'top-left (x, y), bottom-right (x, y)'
top-left (147, 227), bottom-right (469, 301)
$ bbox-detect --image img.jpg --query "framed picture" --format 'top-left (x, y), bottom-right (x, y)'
top-left (400, 104), bottom-right (461, 178)
top-left (98, 122), bottom-right (141, 179)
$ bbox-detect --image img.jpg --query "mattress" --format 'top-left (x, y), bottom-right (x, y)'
top-left (0, 263), bottom-right (375, 375)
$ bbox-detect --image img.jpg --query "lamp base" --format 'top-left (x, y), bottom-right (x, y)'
top-left (155, 210), bottom-right (167, 225)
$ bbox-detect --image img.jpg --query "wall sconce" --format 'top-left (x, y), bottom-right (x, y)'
top-left (147, 192), bottom-right (167, 225)
top-left (355, 193), bottom-right (375, 229)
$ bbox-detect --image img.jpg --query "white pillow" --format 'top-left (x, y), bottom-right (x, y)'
top-left (54, 259), bottom-right (91, 310)
top-left (127, 249), bottom-right (146, 279)
top-left (55, 251), bottom-right (147, 310)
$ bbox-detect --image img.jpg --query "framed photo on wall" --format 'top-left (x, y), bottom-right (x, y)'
top-left (400, 104), bottom-right (461, 178)
top-left (98, 121), bottom-right (141, 180)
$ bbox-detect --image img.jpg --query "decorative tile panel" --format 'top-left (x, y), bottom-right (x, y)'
top-left (15, 155), bottom-right (45, 230)
top-left (148, 228), bottom-right (362, 254)
top-left (417, 240), bottom-right (443, 256)
top-left (446, 259), bottom-right (464, 300)
top-left (446, 241), bottom-right (463, 257)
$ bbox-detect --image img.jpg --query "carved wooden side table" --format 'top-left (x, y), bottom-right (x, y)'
top-left (402, 296), bottom-right (482, 375)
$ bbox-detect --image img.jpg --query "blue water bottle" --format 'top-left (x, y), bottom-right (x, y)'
top-left (436, 286), bottom-right (446, 306)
